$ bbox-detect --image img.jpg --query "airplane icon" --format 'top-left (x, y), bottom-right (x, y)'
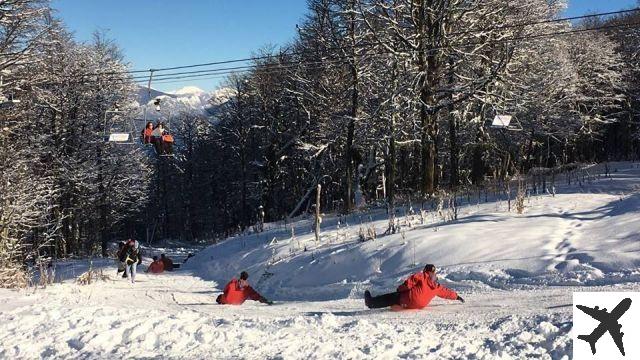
top-left (576, 298), bottom-right (632, 356)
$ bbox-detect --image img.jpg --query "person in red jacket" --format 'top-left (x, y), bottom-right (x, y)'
top-left (216, 271), bottom-right (272, 305)
top-left (146, 256), bottom-right (165, 274)
top-left (365, 264), bottom-right (464, 309)
top-left (141, 122), bottom-right (153, 144)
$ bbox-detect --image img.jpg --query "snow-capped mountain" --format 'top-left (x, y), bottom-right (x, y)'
top-left (133, 85), bottom-right (234, 119)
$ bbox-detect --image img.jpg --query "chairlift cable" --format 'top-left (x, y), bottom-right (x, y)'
top-left (22, 18), bottom-right (640, 89)
top-left (70, 20), bottom-right (640, 88)
top-left (61, 8), bottom-right (640, 80)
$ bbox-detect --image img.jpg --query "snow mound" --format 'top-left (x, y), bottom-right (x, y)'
top-left (184, 162), bottom-right (640, 300)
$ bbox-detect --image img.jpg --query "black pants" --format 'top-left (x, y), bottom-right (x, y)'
top-left (163, 141), bottom-right (173, 155)
top-left (367, 291), bottom-right (401, 309)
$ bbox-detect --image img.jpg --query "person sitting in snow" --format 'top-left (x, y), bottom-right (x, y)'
top-left (146, 256), bottom-right (165, 274)
top-left (216, 271), bottom-right (272, 305)
top-left (160, 253), bottom-right (174, 271)
top-left (365, 264), bottom-right (464, 309)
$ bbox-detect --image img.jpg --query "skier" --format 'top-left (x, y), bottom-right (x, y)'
top-left (364, 264), bottom-right (464, 309)
top-left (123, 239), bottom-right (142, 284)
top-left (146, 256), bottom-right (165, 274)
top-left (216, 271), bottom-right (272, 305)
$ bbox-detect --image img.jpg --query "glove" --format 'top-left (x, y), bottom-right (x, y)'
top-left (456, 295), bottom-right (465, 303)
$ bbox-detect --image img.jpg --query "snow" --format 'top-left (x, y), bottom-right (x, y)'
top-left (185, 163), bottom-right (640, 300)
top-left (170, 86), bottom-right (207, 96)
top-left (2, 162), bottom-right (640, 359)
top-left (0, 271), bottom-right (598, 359)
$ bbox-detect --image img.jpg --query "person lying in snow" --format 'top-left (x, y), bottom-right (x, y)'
top-left (216, 271), bottom-right (273, 305)
top-left (365, 264), bottom-right (464, 309)
top-left (146, 256), bottom-right (165, 274)
top-left (160, 253), bottom-right (174, 271)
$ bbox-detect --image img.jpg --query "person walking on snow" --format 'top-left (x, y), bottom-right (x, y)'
top-left (365, 264), bottom-right (464, 309)
top-left (116, 241), bottom-right (127, 277)
top-left (216, 271), bottom-right (272, 305)
top-left (123, 239), bottom-right (142, 284)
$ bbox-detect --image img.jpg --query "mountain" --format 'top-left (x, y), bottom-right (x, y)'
top-left (135, 86), bottom-right (177, 106)
top-left (133, 85), bottom-right (235, 120)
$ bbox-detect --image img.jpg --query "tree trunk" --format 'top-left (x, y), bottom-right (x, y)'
top-left (447, 57), bottom-right (459, 189)
top-left (315, 184), bottom-right (321, 242)
top-left (387, 60), bottom-right (399, 232)
top-left (416, 0), bottom-right (440, 196)
top-left (344, 0), bottom-right (359, 213)
top-left (97, 145), bottom-right (108, 257)
top-left (387, 115), bottom-right (397, 232)
top-left (240, 144), bottom-right (247, 229)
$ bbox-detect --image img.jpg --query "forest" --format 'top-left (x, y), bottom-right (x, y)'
top-left (1, 0), bottom-right (639, 283)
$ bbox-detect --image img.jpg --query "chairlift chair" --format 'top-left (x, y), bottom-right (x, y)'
top-left (0, 73), bottom-right (20, 108)
top-left (104, 110), bottom-right (137, 145)
top-left (0, 94), bottom-right (20, 109)
top-left (490, 114), bottom-right (523, 132)
top-left (141, 70), bottom-right (174, 157)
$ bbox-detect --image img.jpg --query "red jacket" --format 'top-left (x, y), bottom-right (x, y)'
top-left (142, 128), bottom-right (153, 144)
top-left (148, 260), bottom-right (164, 274)
top-left (218, 278), bottom-right (262, 305)
top-left (397, 272), bottom-right (458, 309)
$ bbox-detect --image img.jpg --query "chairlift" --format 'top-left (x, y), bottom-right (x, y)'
top-left (104, 109), bottom-right (137, 145)
top-left (138, 70), bottom-right (175, 157)
top-left (0, 93), bottom-right (20, 108)
top-left (490, 114), bottom-right (523, 132)
top-left (0, 75), bottom-right (20, 108)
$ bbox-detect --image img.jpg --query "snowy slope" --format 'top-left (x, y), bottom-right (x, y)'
top-left (2, 270), bottom-right (599, 359)
top-left (1, 162), bottom-right (640, 359)
top-left (184, 162), bottom-right (640, 301)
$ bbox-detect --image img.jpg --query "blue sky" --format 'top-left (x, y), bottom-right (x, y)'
top-left (52, 0), bottom-right (638, 92)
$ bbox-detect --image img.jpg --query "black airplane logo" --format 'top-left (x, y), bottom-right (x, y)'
top-left (576, 298), bottom-right (632, 356)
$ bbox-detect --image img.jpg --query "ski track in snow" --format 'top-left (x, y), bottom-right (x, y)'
top-left (2, 162), bottom-right (640, 359)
